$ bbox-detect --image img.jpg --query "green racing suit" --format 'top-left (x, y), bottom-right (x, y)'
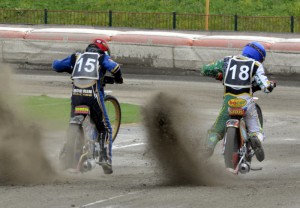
top-left (200, 55), bottom-right (275, 156)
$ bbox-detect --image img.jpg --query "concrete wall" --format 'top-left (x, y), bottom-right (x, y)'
top-left (1, 26), bottom-right (300, 75)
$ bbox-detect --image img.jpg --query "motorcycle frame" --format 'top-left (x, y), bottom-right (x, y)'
top-left (224, 117), bottom-right (252, 174)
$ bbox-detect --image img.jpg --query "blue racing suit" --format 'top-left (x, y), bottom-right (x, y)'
top-left (52, 52), bottom-right (122, 165)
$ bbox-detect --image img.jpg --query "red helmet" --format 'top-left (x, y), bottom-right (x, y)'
top-left (93, 38), bottom-right (111, 56)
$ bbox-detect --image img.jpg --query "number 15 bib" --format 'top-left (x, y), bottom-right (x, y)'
top-left (72, 52), bottom-right (100, 80)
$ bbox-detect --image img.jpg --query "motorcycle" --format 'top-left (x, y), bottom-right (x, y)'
top-left (59, 76), bottom-right (121, 172)
top-left (222, 97), bottom-right (264, 175)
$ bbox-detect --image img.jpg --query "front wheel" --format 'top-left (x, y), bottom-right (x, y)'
top-left (104, 95), bottom-right (121, 142)
top-left (224, 127), bottom-right (240, 169)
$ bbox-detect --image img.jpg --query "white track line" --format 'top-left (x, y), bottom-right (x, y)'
top-left (113, 143), bottom-right (145, 149)
top-left (80, 191), bottom-right (141, 208)
top-left (284, 138), bottom-right (297, 141)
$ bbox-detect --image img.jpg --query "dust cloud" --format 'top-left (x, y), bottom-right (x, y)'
top-left (142, 91), bottom-right (235, 186)
top-left (0, 64), bottom-right (56, 185)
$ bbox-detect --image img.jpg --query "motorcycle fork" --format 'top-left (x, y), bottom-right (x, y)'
top-left (235, 119), bottom-right (252, 173)
top-left (239, 118), bottom-right (253, 159)
top-left (224, 118), bottom-right (251, 174)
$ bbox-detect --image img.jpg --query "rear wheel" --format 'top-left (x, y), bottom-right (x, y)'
top-left (224, 127), bottom-right (240, 169)
top-left (60, 124), bottom-right (84, 169)
top-left (104, 95), bottom-right (121, 142)
top-left (255, 103), bottom-right (263, 128)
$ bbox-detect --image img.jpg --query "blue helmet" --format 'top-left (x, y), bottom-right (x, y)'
top-left (242, 42), bottom-right (266, 62)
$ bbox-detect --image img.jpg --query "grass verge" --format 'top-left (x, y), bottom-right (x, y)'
top-left (21, 95), bottom-right (140, 129)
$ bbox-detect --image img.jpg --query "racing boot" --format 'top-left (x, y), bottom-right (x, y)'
top-left (98, 131), bottom-right (113, 174)
top-left (100, 147), bottom-right (113, 174)
top-left (250, 135), bottom-right (265, 162)
top-left (203, 131), bottom-right (221, 158)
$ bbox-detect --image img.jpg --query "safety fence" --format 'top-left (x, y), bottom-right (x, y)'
top-left (0, 9), bottom-right (299, 33)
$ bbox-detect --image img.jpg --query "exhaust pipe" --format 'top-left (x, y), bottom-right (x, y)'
top-left (239, 162), bottom-right (250, 174)
top-left (82, 159), bottom-right (96, 171)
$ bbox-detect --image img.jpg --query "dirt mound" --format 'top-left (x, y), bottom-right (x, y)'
top-left (0, 65), bottom-right (56, 185)
top-left (142, 91), bottom-right (235, 186)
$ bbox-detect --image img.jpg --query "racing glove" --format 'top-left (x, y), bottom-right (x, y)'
top-left (215, 72), bottom-right (223, 81)
top-left (113, 70), bottom-right (123, 84)
top-left (265, 80), bottom-right (276, 93)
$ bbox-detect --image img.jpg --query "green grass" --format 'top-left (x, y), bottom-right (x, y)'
top-left (119, 103), bottom-right (141, 124)
top-left (1, 1), bottom-right (299, 32)
top-left (0, 0), bottom-right (300, 16)
top-left (22, 95), bottom-right (140, 129)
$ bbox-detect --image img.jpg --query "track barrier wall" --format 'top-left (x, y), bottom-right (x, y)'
top-left (1, 26), bottom-right (300, 75)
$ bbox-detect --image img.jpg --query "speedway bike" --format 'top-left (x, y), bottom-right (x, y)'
top-left (59, 76), bottom-right (121, 172)
top-left (222, 96), bottom-right (263, 174)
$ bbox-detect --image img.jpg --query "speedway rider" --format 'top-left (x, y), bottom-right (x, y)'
top-left (200, 42), bottom-right (276, 162)
top-left (52, 38), bottom-right (123, 174)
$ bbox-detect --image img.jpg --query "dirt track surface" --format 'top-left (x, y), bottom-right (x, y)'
top-left (0, 68), bottom-right (300, 208)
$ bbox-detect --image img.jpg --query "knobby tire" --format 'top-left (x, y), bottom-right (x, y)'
top-left (224, 127), bottom-right (240, 169)
top-left (255, 103), bottom-right (263, 128)
top-left (104, 95), bottom-right (121, 142)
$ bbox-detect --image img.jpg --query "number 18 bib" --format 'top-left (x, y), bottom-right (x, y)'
top-left (224, 58), bottom-right (254, 88)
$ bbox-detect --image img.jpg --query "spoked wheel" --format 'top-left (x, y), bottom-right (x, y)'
top-left (255, 103), bottom-right (263, 128)
top-left (60, 124), bottom-right (84, 169)
top-left (224, 127), bottom-right (240, 170)
top-left (104, 95), bottom-right (121, 142)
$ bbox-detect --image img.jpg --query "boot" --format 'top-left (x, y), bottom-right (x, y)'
top-left (250, 136), bottom-right (265, 162)
top-left (100, 147), bottom-right (113, 174)
top-left (101, 160), bottom-right (113, 174)
top-left (203, 131), bottom-right (220, 158)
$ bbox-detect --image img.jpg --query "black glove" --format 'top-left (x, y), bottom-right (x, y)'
top-left (113, 69), bottom-right (123, 84)
top-left (267, 80), bottom-right (276, 92)
top-left (114, 76), bottom-right (123, 84)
